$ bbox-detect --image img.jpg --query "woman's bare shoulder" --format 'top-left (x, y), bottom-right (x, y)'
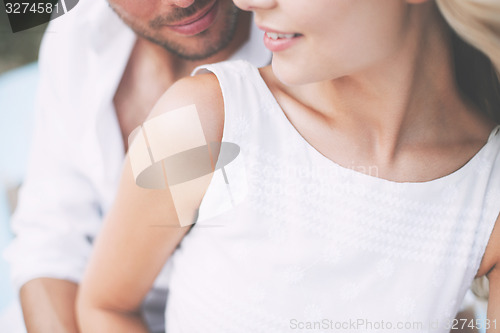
top-left (149, 72), bottom-right (225, 144)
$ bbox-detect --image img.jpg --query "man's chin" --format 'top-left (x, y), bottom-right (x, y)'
top-left (141, 33), bottom-right (231, 61)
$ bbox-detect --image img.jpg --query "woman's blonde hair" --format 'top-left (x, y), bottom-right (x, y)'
top-left (436, 0), bottom-right (500, 123)
top-left (436, 0), bottom-right (500, 300)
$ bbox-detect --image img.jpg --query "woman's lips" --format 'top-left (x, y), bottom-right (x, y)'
top-left (262, 29), bottom-right (303, 52)
top-left (166, 0), bottom-right (219, 36)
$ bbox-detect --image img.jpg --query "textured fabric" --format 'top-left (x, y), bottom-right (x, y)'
top-left (165, 60), bottom-right (500, 332)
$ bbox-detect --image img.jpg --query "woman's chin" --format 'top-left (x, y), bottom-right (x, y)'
top-left (272, 61), bottom-right (309, 86)
top-left (271, 59), bottom-right (332, 86)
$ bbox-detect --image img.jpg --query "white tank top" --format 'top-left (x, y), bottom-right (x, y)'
top-left (165, 60), bottom-right (500, 332)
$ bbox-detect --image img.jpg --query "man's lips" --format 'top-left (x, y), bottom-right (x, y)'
top-left (165, 0), bottom-right (219, 36)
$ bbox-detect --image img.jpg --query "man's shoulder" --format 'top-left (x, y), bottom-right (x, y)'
top-left (44, 0), bottom-right (119, 37)
top-left (39, 0), bottom-right (133, 76)
top-left (37, 0), bottom-right (134, 118)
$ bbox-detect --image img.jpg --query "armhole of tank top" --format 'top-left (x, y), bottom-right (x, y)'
top-left (192, 63), bottom-right (238, 145)
top-left (472, 136), bottom-right (500, 278)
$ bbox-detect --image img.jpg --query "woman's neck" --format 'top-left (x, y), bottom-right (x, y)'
top-left (278, 6), bottom-right (489, 163)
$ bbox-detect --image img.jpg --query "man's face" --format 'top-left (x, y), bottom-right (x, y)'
top-left (108, 0), bottom-right (240, 60)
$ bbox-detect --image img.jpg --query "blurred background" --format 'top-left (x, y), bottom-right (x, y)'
top-left (1, 3), bottom-right (47, 331)
top-left (0, 5), bottom-right (46, 73)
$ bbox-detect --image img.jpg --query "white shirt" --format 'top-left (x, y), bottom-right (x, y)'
top-left (166, 60), bottom-right (500, 333)
top-left (3, 1), bottom-right (270, 331)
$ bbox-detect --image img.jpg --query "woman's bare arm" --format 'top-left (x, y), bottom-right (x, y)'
top-left (76, 73), bottom-right (224, 332)
top-left (484, 214), bottom-right (500, 332)
top-left (488, 266), bottom-right (500, 332)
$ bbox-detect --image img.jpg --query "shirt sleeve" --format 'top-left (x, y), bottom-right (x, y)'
top-left (2, 19), bottom-right (102, 293)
